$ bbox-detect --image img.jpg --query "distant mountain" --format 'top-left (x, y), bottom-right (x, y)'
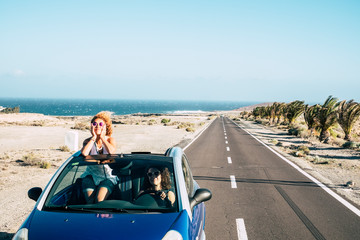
top-left (234, 102), bottom-right (274, 112)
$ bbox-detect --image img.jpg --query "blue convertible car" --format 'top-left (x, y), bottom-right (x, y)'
top-left (13, 147), bottom-right (212, 240)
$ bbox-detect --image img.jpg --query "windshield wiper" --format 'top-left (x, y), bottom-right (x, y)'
top-left (44, 205), bottom-right (109, 213)
top-left (103, 208), bottom-right (130, 213)
top-left (130, 208), bottom-right (174, 213)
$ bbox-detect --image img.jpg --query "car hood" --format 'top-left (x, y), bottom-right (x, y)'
top-left (27, 209), bottom-right (181, 240)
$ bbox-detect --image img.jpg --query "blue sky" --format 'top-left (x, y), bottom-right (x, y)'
top-left (1, 0), bottom-right (359, 103)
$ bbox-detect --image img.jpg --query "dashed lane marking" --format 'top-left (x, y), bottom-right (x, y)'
top-left (236, 218), bottom-right (248, 240)
top-left (229, 118), bottom-right (360, 217)
top-left (230, 175), bottom-right (237, 188)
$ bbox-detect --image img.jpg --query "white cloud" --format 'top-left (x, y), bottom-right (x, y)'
top-left (13, 69), bottom-right (25, 76)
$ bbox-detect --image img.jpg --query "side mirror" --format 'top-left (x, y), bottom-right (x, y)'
top-left (28, 187), bottom-right (42, 201)
top-left (189, 188), bottom-right (212, 210)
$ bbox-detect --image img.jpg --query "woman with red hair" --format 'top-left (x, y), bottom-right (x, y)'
top-left (81, 111), bottom-right (117, 203)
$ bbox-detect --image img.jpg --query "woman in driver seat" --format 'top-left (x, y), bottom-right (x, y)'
top-left (139, 167), bottom-right (176, 207)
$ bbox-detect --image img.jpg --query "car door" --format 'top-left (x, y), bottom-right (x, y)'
top-left (181, 154), bottom-right (205, 240)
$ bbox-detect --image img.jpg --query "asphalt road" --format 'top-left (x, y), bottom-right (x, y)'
top-left (185, 117), bottom-right (360, 240)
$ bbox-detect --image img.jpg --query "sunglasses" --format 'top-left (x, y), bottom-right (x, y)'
top-left (92, 122), bottom-right (104, 127)
top-left (147, 171), bottom-right (160, 178)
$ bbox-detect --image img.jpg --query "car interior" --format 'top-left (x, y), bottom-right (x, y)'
top-left (46, 154), bottom-right (177, 211)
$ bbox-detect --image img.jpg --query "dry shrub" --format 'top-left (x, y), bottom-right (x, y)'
top-left (40, 161), bottom-right (51, 169)
top-left (292, 151), bottom-right (306, 157)
top-left (21, 152), bottom-right (51, 168)
top-left (165, 121), bottom-right (180, 126)
top-left (290, 145), bottom-right (310, 157)
top-left (186, 127), bottom-right (195, 132)
top-left (177, 122), bottom-right (195, 129)
top-left (20, 152), bottom-right (51, 169)
top-left (72, 122), bottom-right (90, 131)
top-left (311, 156), bottom-right (329, 164)
top-left (298, 145), bottom-right (310, 155)
top-left (161, 118), bottom-right (171, 124)
top-left (59, 145), bottom-right (70, 152)
top-left (148, 119), bottom-right (157, 125)
top-left (22, 152), bottom-right (40, 166)
top-left (343, 141), bottom-right (360, 150)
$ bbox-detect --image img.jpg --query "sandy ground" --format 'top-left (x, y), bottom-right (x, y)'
top-left (0, 113), bottom-right (213, 239)
top-left (1, 112), bottom-right (360, 239)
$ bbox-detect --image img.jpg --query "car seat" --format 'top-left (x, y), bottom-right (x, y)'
top-left (68, 178), bottom-right (86, 205)
top-left (110, 162), bottom-right (146, 201)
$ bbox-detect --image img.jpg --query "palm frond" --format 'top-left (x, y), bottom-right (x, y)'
top-left (285, 100), bottom-right (305, 124)
top-left (337, 100), bottom-right (360, 140)
top-left (317, 95), bottom-right (339, 142)
top-left (304, 104), bottom-right (320, 131)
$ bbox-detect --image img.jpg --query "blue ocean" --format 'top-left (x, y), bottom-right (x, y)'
top-left (0, 98), bottom-right (258, 116)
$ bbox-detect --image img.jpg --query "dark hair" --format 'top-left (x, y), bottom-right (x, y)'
top-left (143, 167), bottom-right (172, 190)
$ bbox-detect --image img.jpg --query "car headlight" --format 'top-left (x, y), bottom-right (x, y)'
top-left (162, 230), bottom-right (183, 240)
top-left (12, 228), bottom-right (28, 240)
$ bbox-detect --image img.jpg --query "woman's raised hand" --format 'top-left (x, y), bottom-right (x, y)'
top-left (100, 124), bottom-right (107, 139)
top-left (159, 191), bottom-right (166, 200)
top-left (91, 124), bottom-right (96, 138)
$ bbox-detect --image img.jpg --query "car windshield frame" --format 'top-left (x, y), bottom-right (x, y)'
top-left (43, 154), bottom-right (179, 214)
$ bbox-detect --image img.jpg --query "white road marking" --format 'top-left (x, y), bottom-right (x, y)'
top-left (226, 147), bottom-right (230, 151)
top-left (225, 141), bottom-right (228, 144)
top-left (236, 218), bottom-right (248, 240)
top-left (227, 157), bottom-right (232, 164)
top-left (225, 136), bottom-right (227, 139)
top-left (230, 175), bottom-right (237, 188)
top-left (230, 119), bottom-right (360, 217)
top-left (224, 132), bottom-right (227, 136)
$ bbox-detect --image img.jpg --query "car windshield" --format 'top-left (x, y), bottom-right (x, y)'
top-left (43, 154), bottom-right (178, 213)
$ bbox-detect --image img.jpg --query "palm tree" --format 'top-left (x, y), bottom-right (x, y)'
top-left (271, 102), bottom-right (286, 124)
top-left (304, 104), bottom-right (320, 136)
top-left (269, 104), bottom-right (276, 124)
top-left (266, 106), bottom-right (272, 120)
top-left (252, 107), bottom-right (262, 119)
top-left (317, 96), bottom-right (339, 142)
top-left (260, 106), bottom-right (268, 119)
top-left (285, 100), bottom-right (305, 124)
top-left (240, 111), bottom-right (249, 119)
top-left (337, 100), bottom-right (360, 141)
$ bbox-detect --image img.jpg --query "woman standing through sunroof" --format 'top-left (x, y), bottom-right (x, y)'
top-left (81, 111), bottom-right (117, 203)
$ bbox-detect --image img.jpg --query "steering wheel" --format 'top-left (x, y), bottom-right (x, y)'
top-left (133, 190), bottom-right (160, 207)
top-left (135, 190), bottom-right (160, 200)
